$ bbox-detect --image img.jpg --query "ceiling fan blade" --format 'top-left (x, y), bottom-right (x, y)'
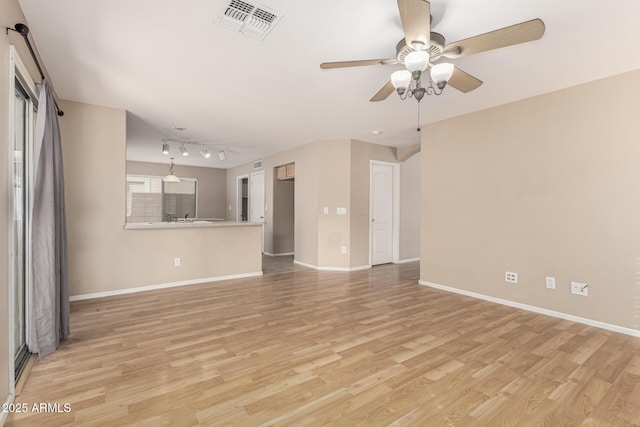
top-left (370, 81), bottom-right (395, 102)
top-left (443, 18), bottom-right (545, 59)
top-left (320, 59), bottom-right (398, 69)
top-left (447, 67), bottom-right (483, 93)
top-left (397, 0), bottom-right (431, 50)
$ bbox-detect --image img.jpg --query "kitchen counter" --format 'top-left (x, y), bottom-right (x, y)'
top-left (125, 220), bottom-right (263, 230)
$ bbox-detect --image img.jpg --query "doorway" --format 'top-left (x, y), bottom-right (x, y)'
top-left (370, 161), bottom-right (399, 265)
top-left (236, 175), bottom-right (248, 221)
top-left (272, 167), bottom-right (294, 256)
top-left (250, 170), bottom-right (265, 252)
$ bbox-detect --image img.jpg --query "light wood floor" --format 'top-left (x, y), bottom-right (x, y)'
top-left (7, 262), bottom-right (640, 426)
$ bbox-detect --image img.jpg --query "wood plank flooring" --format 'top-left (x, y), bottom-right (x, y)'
top-left (6, 262), bottom-right (640, 426)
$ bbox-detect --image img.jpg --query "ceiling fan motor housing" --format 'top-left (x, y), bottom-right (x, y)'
top-left (395, 32), bottom-right (445, 64)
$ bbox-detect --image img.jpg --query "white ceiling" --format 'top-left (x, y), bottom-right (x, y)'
top-left (17, 0), bottom-right (640, 169)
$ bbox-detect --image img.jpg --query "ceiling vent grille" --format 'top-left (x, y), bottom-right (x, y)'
top-left (253, 160), bottom-right (262, 169)
top-left (217, 0), bottom-right (283, 40)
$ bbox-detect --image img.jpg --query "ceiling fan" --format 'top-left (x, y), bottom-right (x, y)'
top-left (320, 0), bottom-right (545, 102)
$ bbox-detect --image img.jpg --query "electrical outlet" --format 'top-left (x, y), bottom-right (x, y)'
top-left (174, 258), bottom-right (181, 267)
top-left (340, 246), bottom-right (347, 254)
top-left (571, 281), bottom-right (588, 296)
top-left (505, 271), bottom-right (518, 284)
top-left (546, 276), bottom-right (556, 289)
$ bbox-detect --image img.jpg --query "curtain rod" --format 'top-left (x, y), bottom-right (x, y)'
top-left (6, 23), bottom-right (64, 116)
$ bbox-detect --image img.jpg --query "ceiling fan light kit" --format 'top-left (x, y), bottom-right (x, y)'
top-left (430, 62), bottom-right (454, 89)
top-left (319, 0), bottom-right (545, 109)
top-left (391, 70), bottom-right (412, 92)
top-left (404, 50), bottom-right (430, 73)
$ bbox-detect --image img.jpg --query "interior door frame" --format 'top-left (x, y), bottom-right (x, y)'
top-left (369, 160), bottom-right (400, 266)
top-left (236, 174), bottom-right (249, 222)
top-left (250, 170), bottom-right (266, 252)
top-left (7, 45), bottom-right (37, 395)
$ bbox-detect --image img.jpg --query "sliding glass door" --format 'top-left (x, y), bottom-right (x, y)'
top-left (12, 81), bottom-right (32, 380)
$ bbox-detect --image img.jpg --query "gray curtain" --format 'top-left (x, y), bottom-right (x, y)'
top-left (28, 79), bottom-right (69, 357)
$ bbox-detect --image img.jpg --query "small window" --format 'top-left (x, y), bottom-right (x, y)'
top-left (126, 175), bottom-right (197, 222)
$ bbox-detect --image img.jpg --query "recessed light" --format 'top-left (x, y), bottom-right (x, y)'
top-left (173, 126), bottom-right (186, 131)
top-left (371, 130), bottom-right (383, 135)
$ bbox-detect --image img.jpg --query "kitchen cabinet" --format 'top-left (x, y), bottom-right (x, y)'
top-left (276, 162), bottom-right (295, 180)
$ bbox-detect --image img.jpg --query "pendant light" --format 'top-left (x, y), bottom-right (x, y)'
top-left (163, 157), bottom-right (180, 183)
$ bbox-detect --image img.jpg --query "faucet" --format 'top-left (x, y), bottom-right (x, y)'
top-left (185, 213), bottom-right (190, 221)
top-left (167, 214), bottom-right (175, 222)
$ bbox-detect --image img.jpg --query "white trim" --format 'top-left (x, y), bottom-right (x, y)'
top-left (70, 272), bottom-right (263, 302)
top-left (293, 260), bottom-right (370, 272)
top-left (348, 265), bottom-right (371, 271)
top-left (264, 252), bottom-right (294, 257)
top-left (419, 280), bottom-right (640, 337)
top-left (236, 174), bottom-right (249, 222)
top-left (396, 257), bottom-right (420, 264)
top-left (250, 170), bottom-right (266, 252)
top-left (1, 394), bottom-right (15, 426)
top-left (369, 160), bottom-right (400, 266)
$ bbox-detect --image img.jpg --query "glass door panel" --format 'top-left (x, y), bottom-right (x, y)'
top-left (13, 82), bottom-right (30, 380)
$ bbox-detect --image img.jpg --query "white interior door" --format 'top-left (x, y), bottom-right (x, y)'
top-left (371, 163), bottom-right (394, 265)
top-left (250, 171), bottom-right (265, 251)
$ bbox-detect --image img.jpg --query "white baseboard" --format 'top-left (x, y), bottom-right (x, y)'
top-left (396, 257), bottom-right (420, 264)
top-left (264, 252), bottom-right (294, 257)
top-left (419, 280), bottom-right (640, 337)
top-left (349, 265), bottom-right (371, 271)
top-left (1, 394), bottom-right (14, 426)
top-left (293, 260), bottom-right (370, 272)
top-left (70, 272), bottom-right (263, 301)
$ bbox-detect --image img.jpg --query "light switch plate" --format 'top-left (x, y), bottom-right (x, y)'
top-left (336, 207), bottom-right (347, 215)
top-left (546, 276), bottom-right (556, 289)
top-left (323, 207), bottom-right (329, 215)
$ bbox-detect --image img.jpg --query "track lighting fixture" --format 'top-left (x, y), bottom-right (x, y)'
top-left (200, 147), bottom-right (211, 159)
top-left (161, 141), bottom-right (222, 161)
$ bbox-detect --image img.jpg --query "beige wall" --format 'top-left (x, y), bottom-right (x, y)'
top-left (421, 70), bottom-right (640, 330)
top-left (227, 140), bottom-right (352, 268)
top-left (1, 0), bottom-right (54, 405)
top-left (60, 100), bottom-right (262, 297)
top-left (317, 140), bottom-right (351, 268)
top-left (227, 139), bottom-right (419, 269)
top-left (126, 161), bottom-right (227, 219)
top-left (226, 142), bottom-right (321, 266)
top-left (400, 152), bottom-right (420, 261)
